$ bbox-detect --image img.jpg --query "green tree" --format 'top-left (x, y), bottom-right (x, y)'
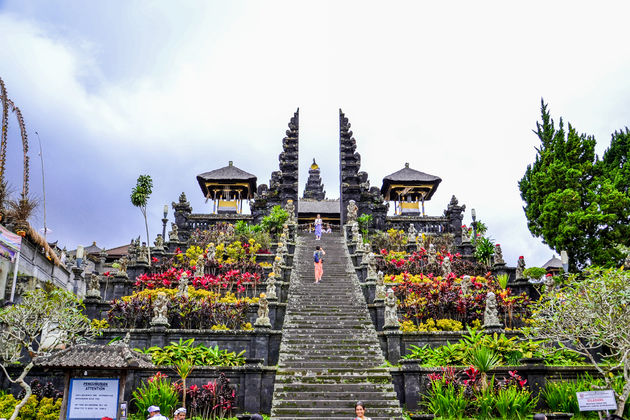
top-left (526, 267), bottom-right (630, 416)
top-left (519, 101), bottom-right (630, 268)
top-left (131, 174), bottom-right (153, 266)
top-left (0, 289), bottom-right (95, 420)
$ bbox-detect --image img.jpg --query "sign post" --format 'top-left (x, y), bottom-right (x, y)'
top-left (67, 378), bottom-right (120, 420)
top-left (577, 390), bottom-right (617, 415)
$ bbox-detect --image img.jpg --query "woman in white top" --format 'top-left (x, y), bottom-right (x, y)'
top-left (353, 401), bottom-right (371, 420)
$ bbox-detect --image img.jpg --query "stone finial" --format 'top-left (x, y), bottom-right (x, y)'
top-left (383, 288), bottom-right (400, 329)
top-left (177, 272), bottom-right (189, 298)
top-left (194, 258), bottom-right (205, 278)
top-left (441, 256), bottom-right (452, 277)
top-left (460, 275), bottom-right (472, 295)
top-left (255, 293), bottom-right (271, 327)
top-left (407, 224), bottom-right (417, 243)
top-left (266, 273), bottom-right (277, 300)
top-left (515, 256), bottom-right (526, 280)
top-left (179, 192), bottom-right (188, 204)
top-left (154, 234), bottom-right (164, 250)
top-left (347, 200), bottom-right (358, 223)
top-left (285, 200), bottom-right (296, 224)
top-left (151, 292), bottom-right (170, 327)
top-left (86, 273), bottom-right (101, 299)
top-left (366, 252), bottom-right (378, 281)
top-left (493, 244), bottom-right (505, 265)
top-left (137, 243), bottom-right (149, 264)
top-left (375, 271), bottom-right (386, 301)
top-left (272, 256), bottom-right (283, 280)
top-left (282, 223), bottom-right (290, 241)
top-left (168, 223), bottom-right (179, 242)
top-left (483, 291), bottom-right (502, 331)
top-left (427, 243), bottom-right (437, 265)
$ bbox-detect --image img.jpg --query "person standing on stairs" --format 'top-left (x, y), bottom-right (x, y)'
top-left (314, 245), bottom-right (325, 283)
top-left (353, 401), bottom-right (372, 420)
top-left (314, 213), bottom-right (323, 240)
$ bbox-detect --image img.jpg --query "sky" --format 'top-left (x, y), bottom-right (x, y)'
top-left (1, 1), bottom-right (630, 267)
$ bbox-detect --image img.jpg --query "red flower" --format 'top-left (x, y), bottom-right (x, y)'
top-left (152, 257), bottom-right (159, 263)
top-left (519, 256), bottom-right (524, 259)
top-left (103, 271), bottom-right (110, 277)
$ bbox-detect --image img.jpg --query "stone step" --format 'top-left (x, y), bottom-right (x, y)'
top-left (272, 398), bottom-right (400, 409)
top-left (271, 406), bottom-right (403, 417)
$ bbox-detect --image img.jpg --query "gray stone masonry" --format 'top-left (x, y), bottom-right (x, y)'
top-left (270, 232), bottom-right (403, 419)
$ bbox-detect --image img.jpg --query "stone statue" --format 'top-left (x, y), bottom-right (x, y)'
top-left (194, 257), bottom-right (205, 278)
top-left (127, 238), bottom-right (137, 260)
top-left (460, 275), bottom-right (472, 295)
top-left (151, 292), bottom-right (169, 327)
top-left (407, 224), bottom-right (418, 243)
top-left (266, 272), bottom-right (277, 300)
top-left (272, 256), bottom-right (283, 280)
top-left (366, 252), bottom-right (378, 280)
top-left (483, 291), bottom-right (502, 330)
top-left (347, 200), bottom-right (358, 223)
top-left (285, 199), bottom-right (296, 224)
top-left (207, 243), bottom-right (216, 261)
top-left (375, 271), bottom-right (386, 301)
top-left (177, 272), bottom-right (189, 298)
top-left (137, 242), bottom-right (149, 264)
top-left (282, 223), bottom-right (290, 241)
top-left (351, 222), bottom-right (360, 243)
top-left (625, 254), bottom-right (630, 268)
top-left (462, 225), bottom-right (471, 243)
top-left (86, 273), bottom-right (101, 299)
top-left (226, 223), bottom-right (235, 236)
top-left (154, 234), bottom-right (164, 250)
top-left (169, 223), bottom-right (179, 242)
top-left (493, 244), bottom-right (505, 265)
top-left (117, 256), bottom-right (129, 275)
top-left (255, 293), bottom-right (271, 327)
top-left (278, 240), bottom-right (288, 256)
top-left (427, 244), bottom-right (437, 265)
top-left (441, 256), bottom-right (452, 277)
top-left (515, 256), bottom-right (526, 280)
top-left (544, 274), bottom-right (555, 292)
top-left (383, 288), bottom-right (400, 329)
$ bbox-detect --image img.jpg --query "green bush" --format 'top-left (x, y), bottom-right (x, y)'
top-left (523, 266), bottom-right (547, 279)
top-left (131, 373), bottom-right (180, 419)
top-left (138, 339), bottom-right (246, 367)
top-left (494, 385), bottom-right (537, 419)
top-left (424, 378), bottom-right (467, 419)
top-left (260, 205), bottom-right (289, 234)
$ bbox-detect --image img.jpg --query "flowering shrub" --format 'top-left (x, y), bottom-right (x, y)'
top-left (108, 291), bottom-right (252, 329)
top-left (376, 249), bottom-right (487, 277)
top-left (184, 373), bottom-right (236, 419)
top-left (400, 318), bottom-right (463, 332)
top-left (132, 372), bottom-right (179, 419)
top-left (392, 274), bottom-right (531, 328)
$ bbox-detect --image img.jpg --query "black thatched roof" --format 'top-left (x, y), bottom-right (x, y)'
top-left (542, 256), bottom-right (563, 270)
top-left (381, 163), bottom-right (442, 201)
top-left (196, 161), bottom-right (257, 199)
top-left (34, 343), bottom-right (154, 369)
top-left (298, 199), bottom-right (340, 215)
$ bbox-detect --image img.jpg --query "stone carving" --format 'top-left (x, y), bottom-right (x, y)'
top-left (375, 271), bottom-right (386, 301)
top-left (154, 234), bottom-right (164, 250)
top-left (347, 200), bottom-right (358, 223)
top-left (207, 243), bottom-right (216, 261)
top-left (515, 256), bottom-right (526, 280)
top-left (493, 244), bottom-right (505, 265)
top-left (462, 225), bottom-right (471, 243)
top-left (282, 223), bottom-right (290, 241)
top-left (427, 244), bottom-right (437, 265)
top-left (272, 256), bottom-right (283, 280)
top-left (177, 272), bottom-right (189, 298)
top-left (86, 273), bottom-right (101, 299)
top-left (255, 293), bottom-right (271, 327)
top-left (151, 292), bottom-right (169, 326)
top-left (226, 223), bottom-right (235, 236)
top-left (460, 275), bottom-right (472, 295)
top-left (169, 223), bottom-right (179, 242)
top-left (194, 258), bottom-right (205, 278)
top-left (544, 274), bottom-right (555, 292)
top-left (266, 273), bottom-right (277, 300)
top-left (351, 222), bottom-right (360, 243)
top-left (441, 256), bottom-right (452, 277)
top-left (366, 252), bottom-right (378, 280)
top-left (117, 256), bottom-right (128, 275)
top-left (407, 224), bottom-right (417, 243)
top-left (285, 199), bottom-right (296, 224)
top-left (137, 242), bottom-right (149, 264)
top-left (383, 288), bottom-right (400, 329)
top-left (625, 254), bottom-right (630, 268)
top-left (483, 291), bottom-right (502, 330)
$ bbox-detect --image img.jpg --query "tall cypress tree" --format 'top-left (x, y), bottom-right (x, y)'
top-left (519, 101), bottom-right (630, 269)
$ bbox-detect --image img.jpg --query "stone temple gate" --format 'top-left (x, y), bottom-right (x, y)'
top-left (173, 108), bottom-right (465, 245)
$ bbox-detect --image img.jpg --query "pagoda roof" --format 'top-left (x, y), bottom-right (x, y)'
top-left (196, 161), bottom-right (257, 199)
top-left (381, 163), bottom-right (442, 201)
top-left (34, 342), bottom-right (153, 369)
top-left (542, 255), bottom-right (563, 269)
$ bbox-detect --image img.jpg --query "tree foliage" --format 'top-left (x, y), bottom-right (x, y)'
top-left (526, 267), bottom-right (630, 416)
top-left (131, 174), bottom-right (153, 265)
top-left (0, 289), bottom-right (95, 420)
top-left (519, 101), bottom-right (630, 268)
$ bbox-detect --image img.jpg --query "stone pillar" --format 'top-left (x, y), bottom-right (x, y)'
top-left (401, 359), bottom-right (422, 411)
top-left (385, 330), bottom-right (402, 363)
top-left (243, 365), bottom-right (263, 414)
top-left (252, 331), bottom-right (270, 364)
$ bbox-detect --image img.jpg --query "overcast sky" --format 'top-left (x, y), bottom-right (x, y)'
top-left (1, 1), bottom-right (629, 267)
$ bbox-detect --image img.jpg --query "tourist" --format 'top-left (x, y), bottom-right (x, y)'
top-left (325, 224), bottom-right (332, 234)
top-left (533, 414), bottom-right (547, 420)
top-left (147, 406), bottom-right (168, 420)
top-left (353, 401), bottom-right (371, 420)
top-left (173, 407), bottom-right (186, 420)
top-left (314, 214), bottom-right (323, 240)
top-left (313, 245), bottom-right (325, 283)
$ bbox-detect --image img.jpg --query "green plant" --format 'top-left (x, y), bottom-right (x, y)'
top-left (139, 339), bottom-right (246, 367)
top-left (523, 266), bottom-right (547, 280)
top-left (131, 373), bottom-right (179, 419)
top-left (130, 174), bottom-right (153, 265)
top-left (424, 378), bottom-right (467, 419)
top-left (494, 385), bottom-right (537, 419)
top-left (260, 205), bottom-right (288, 234)
top-left (474, 237), bottom-right (494, 266)
top-left (472, 377), bottom-right (496, 419)
top-left (467, 347), bottom-right (500, 390)
top-left (496, 274), bottom-right (508, 290)
top-left (357, 213), bottom-right (372, 236)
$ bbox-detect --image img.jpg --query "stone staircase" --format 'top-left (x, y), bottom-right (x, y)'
top-left (270, 232), bottom-right (404, 419)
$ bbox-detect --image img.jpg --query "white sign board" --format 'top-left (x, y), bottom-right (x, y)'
top-left (577, 390), bottom-right (617, 411)
top-left (67, 378), bottom-right (119, 420)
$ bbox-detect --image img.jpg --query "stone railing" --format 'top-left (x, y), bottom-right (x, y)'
top-left (385, 215), bottom-right (450, 234)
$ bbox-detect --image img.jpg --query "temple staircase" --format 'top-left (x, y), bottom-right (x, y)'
top-left (270, 232), bottom-right (403, 419)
